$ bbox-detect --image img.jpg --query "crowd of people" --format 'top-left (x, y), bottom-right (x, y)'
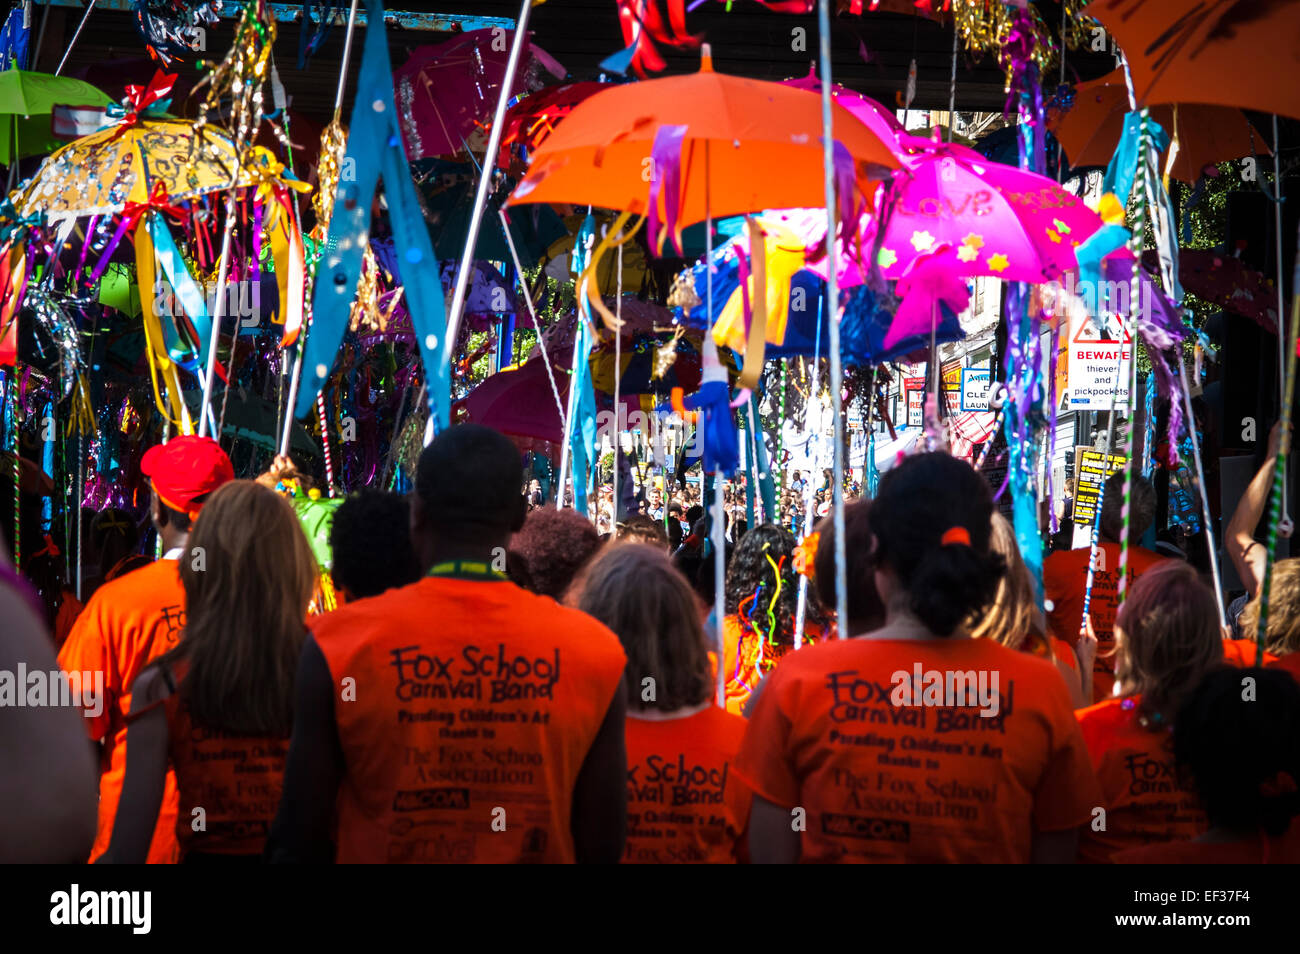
top-left (3, 420), bottom-right (1299, 864)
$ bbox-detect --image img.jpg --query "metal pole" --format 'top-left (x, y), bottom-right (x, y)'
top-left (53, 0), bottom-right (95, 76)
top-left (1179, 359), bottom-right (1228, 627)
top-left (818, 0), bottom-right (849, 637)
top-left (196, 194), bottom-right (238, 438)
top-left (443, 0), bottom-right (533, 369)
top-left (333, 0), bottom-right (361, 117)
top-left (279, 0), bottom-right (362, 456)
top-left (1274, 114), bottom-right (1288, 520)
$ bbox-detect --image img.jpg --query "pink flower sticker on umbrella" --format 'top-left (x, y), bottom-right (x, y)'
top-left (870, 137), bottom-right (1104, 284)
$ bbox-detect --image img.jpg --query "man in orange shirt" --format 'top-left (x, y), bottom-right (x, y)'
top-left (267, 424), bottom-right (628, 863)
top-left (57, 436), bottom-right (234, 863)
top-left (1043, 473), bottom-right (1164, 703)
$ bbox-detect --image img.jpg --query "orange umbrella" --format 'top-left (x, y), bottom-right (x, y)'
top-left (1049, 70), bottom-right (1269, 182)
top-left (507, 52), bottom-right (899, 226)
top-left (1090, 0), bottom-right (1300, 120)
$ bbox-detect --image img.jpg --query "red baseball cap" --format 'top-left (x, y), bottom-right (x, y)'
top-left (141, 436), bottom-right (234, 519)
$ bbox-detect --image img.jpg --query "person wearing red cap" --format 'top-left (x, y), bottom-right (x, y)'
top-left (58, 435), bottom-right (233, 864)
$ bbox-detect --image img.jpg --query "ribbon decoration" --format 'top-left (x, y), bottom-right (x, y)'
top-left (735, 217), bottom-right (769, 390)
top-left (89, 180), bottom-right (202, 430)
top-left (576, 210), bottom-right (644, 333)
top-left (0, 241), bottom-right (28, 367)
top-left (105, 69), bottom-right (176, 135)
top-left (646, 124), bottom-right (687, 257)
top-left (603, 0), bottom-right (700, 78)
top-left (679, 361), bottom-right (739, 477)
top-left (247, 147), bottom-right (311, 347)
top-left (569, 289), bottom-right (600, 517)
top-left (296, 0), bottom-right (450, 430)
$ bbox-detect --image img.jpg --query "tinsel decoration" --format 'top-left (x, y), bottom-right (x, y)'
top-left (653, 326), bottom-right (684, 379)
top-left (191, 0), bottom-right (276, 178)
top-left (951, 0), bottom-right (1091, 89)
top-left (312, 118), bottom-right (347, 237)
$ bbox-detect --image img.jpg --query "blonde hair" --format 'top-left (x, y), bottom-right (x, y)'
top-left (969, 513), bottom-right (1036, 650)
top-left (166, 480), bottom-right (317, 735)
top-left (1239, 557), bottom-right (1300, 656)
top-left (1113, 560), bottom-right (1223, 726)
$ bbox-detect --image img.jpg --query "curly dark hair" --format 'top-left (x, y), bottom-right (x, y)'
top-left (329, 490), bottom-right (422, 600)
top-left (1174, 667), bottom-right (1300, 838)
top-left (725, 524), bottom-right (826, 644)
top-left (508, 507), bottom-right (602, 599)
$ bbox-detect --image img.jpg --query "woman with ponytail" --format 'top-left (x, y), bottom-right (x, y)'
top-left (734, 452), bottom-right (1100, 863)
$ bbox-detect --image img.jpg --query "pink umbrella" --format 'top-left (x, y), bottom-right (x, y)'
top-left (868, 137), bottom-right (1105, 285)
top-left (394, 29), bottom-right (564, 160)
top-left (455, 357), bottom-right (568, 444)
top-left (782, 69), bottom-right (904, 157)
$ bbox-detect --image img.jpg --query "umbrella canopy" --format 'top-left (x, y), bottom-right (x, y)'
top-left (1165, 248), bottom-right (1280, 333)
top-left (509, 56), bottom-right (899, 223)
top-left (497, 81), bottom-right (610, 162)
top-left (415, 159), bottom-right (567, 265)
top-left (781, 69), bottom-right (904, 156)
top-left (1090, 0), bottom-right (1300, 120)
top-left (537, 296), bottom-right (675, 355)
top-left (456, 356), bottom-right (568, 445)
top-left (18, 118), bottom-right (252, 220)
top-left (394, 28), bottom-right (561, 161)
top-left (870, 138), bottom-right (1104, 284)
top-left (1048, 70), bottom-right (1268, 183)
top-left (0, 69), bottom-right (111, 165)
top-left (542, 212), bottom-right (650, 289)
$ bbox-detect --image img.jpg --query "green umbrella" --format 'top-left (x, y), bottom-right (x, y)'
top-left (0, 69), bottom-right (111, 165)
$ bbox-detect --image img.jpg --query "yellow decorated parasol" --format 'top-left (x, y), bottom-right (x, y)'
top-left (16, 118), bottom-right (255, 221)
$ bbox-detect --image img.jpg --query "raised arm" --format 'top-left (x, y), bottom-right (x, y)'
top-left (1226, 421), bottom-right (1288, 599)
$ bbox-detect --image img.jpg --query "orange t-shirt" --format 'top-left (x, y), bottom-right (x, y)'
top-left (154, 663), bottom-right (290, 859)
top-left (732, 636), bottom-right (1100, 863)
top-left (1267, 652), bottom-right (1300, 682)
top-left (57, 558), bottom-right (185, 864)
top-left (313, 573), bottom-right (627, 864)
top-left (1074, 696), bottom-right (1205, 863)
top-left (623, 706), bottom-right (750, 864)
top-left (1222, 639), bottom-right (1277, 667)
top-left (1113, 833), bottom-right (1300, 864)
top-left (1043, 544), bottom-right (1165, 702)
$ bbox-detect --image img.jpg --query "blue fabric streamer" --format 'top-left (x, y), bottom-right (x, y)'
top-left (682, 379), bottom-right (739, 477)
top-left (568, 303), bottom-right (598, 517)
top-left (0, 6), bottom-right (29, 71)
top-left (149, 213), bottom-right (209, 374)
top-left (296, 0), bottom-right (450, 430)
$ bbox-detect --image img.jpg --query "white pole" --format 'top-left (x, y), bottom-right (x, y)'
top-left (444, 0), bottom-right (533, 362)
top-left (818, 0), bottom-right (850, 636)
top-left (1274, 114), bottom-right (1288, 521)
top-left (555, 306), bottom-right (585, 511)
top-left (612, 244), bottom-right (622, 524)
top-left (196, 195), bottom-right (238, 438)
top-left (54, 0), bottom-right (96, 76)
top-left (278, 0), bottom-right (360, 456)
top-left (334, 0), bottom-right (361, 116)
